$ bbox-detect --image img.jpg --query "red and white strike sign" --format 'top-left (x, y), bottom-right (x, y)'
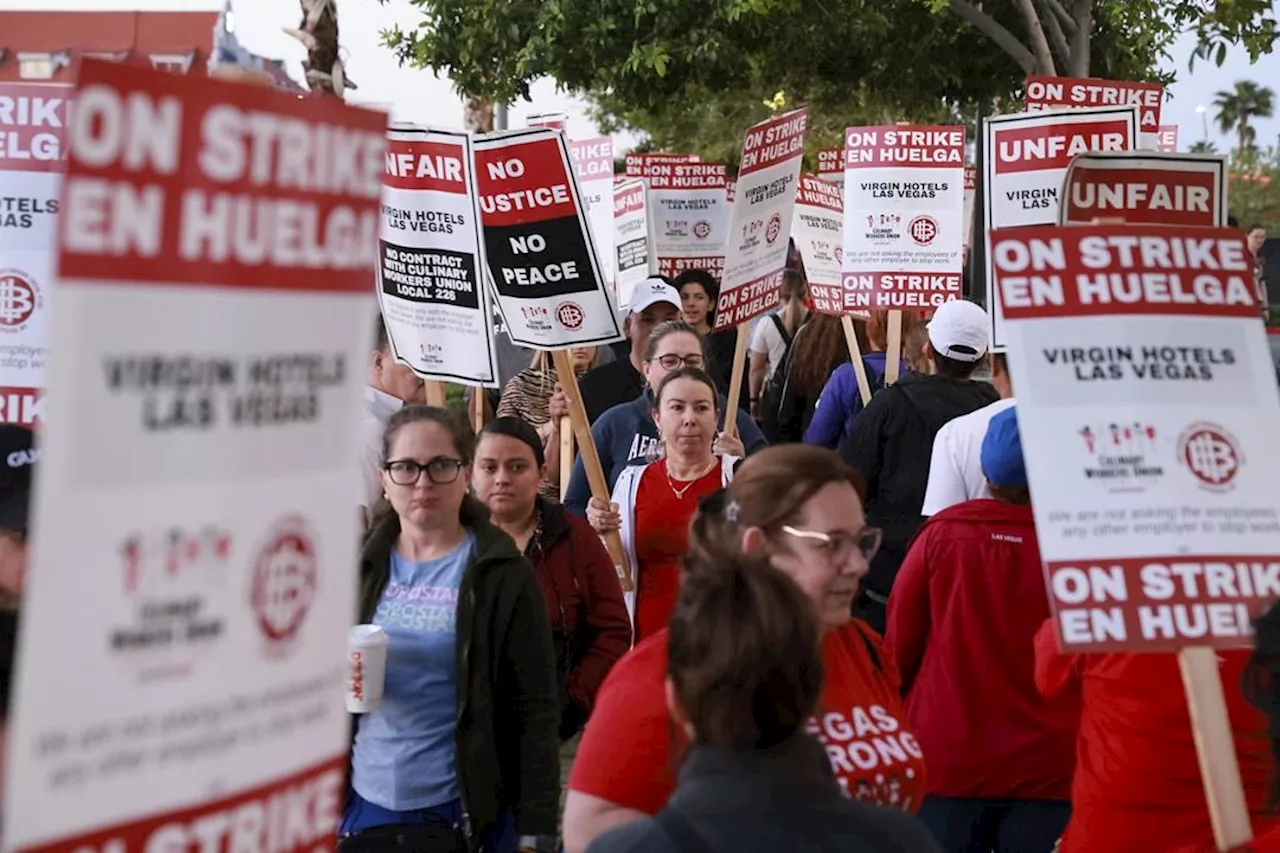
top-left (1060, 151), bottom-right (1228, 228)
top-left (1025, 75), bottom-right (1165, 136)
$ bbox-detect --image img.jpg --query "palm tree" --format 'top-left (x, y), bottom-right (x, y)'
top-left (285, 0), bottom-right (355, 98)
top-left (1189, 140), bottom-right (1217, 154)
top-left (1214, 80), bottom-right (1275, 157)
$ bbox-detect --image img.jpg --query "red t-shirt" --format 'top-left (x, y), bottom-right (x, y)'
top-left (569, 621), bottom-right (927, 814)
top-left (632, 459), bottom-right (721, 642)
top-left (1035, 621), bottom-right (1280, 853)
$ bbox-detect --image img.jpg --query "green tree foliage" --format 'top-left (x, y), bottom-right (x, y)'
top-left (1214, 80), bottom-right (1277, 157)
top-left (1230, 148), bottom-right (1280, 230)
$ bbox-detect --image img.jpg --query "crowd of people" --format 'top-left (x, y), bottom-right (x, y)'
top-left (334, 259), bottom-right (1280, 853)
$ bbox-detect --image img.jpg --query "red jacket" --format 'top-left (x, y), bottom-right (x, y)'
top-left (529, 498), bottom-right (632, 737)
top-left (885, 499), bottom-right (1078, 800)
top-left (1035, 622), bottom-right (1280, 852)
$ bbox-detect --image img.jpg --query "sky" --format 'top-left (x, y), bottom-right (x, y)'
top-left (4, 0), bottom-right (1279, 153)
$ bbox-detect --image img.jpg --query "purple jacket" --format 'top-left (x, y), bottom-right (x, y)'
top-left (804, 351), bottom-right (889, 449)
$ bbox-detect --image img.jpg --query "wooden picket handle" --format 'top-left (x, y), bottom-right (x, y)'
top-left (840, 316), bottom-right (873, 405)
top-left (1179, 646), bottom-right (1253, 850)
top-left (424, 381), bottom-right (446, 407)
top-left (471, 386), bottom-right (486, 433)
top-left (884, 310), bottom-right (904, 385)
top-left (551, 350), bottom-right (633, 592)
top-left (558, 416), bottom-right (574, 501)
top-left (722, 328), bottom-right (751, 439)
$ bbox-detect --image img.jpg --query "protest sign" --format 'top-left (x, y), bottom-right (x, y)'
top-left (792, 174), bottom-right (844, 313)
top-left (526, 112), bottom-right (567, 131)
top-left (715, 107), bottom-right (807, 428)
top-left (983, 106), bottom-right (1139, 350)
top-left (818, 147), bottom-right (844, 188)
top-left (570, 137), bottom-right (616, 292)
top-left (963, 165), bottom-right (977, 250)
top-left (841, 125), bottom-right (966, 320)
top-left (648, 162), bottom-right (729, 280)
top-left (473, 127), bottom-right (623, 349)
top-left (1025, 75), bottom-right (1164, 146)
top-left (378, 126), bottom-right (496, 385)
top-left (1060, 151), bottom-right (1228, 228)
top-left (1157, 125), bottom-right (1180, 153)
top-left (613, 178), bottom-right (653, 308)
top-left (624, 151), bottom-right (699, 179)
top-left (0, 82), bottom-right (69, 428)
top-left (726, 179), bottom-right (736, 204)
top-left (4, 60), bottom-right (384, 852)
top-left (992, 222), bottom-right (1272, 850)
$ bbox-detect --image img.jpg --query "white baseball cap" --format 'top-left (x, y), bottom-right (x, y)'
top-left (629, 277), bottom-right (682, 315)
top-left (927, 300), bottom-right (990, 363)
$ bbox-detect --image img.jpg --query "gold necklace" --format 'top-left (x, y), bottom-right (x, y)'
top-left (666, 458), bottom-right (718, 500)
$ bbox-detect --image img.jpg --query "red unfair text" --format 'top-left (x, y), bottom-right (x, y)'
top-left (614, 184), bottom-right (645, 217)
top-left (995, 121), bottom-right (1131, 174)
top-left (57, 61), bottom-right (386, 292)
top-left (1063, 167), bottom-right (1218, 227)
top-left (1047, 556), bottom-right (1280, 652)
top-left (383, 138), bottom-right (466, 194)
top-left (739, 108), bottom-right (808, 175)
top-left (797, 175), bottom-right (842, 211)
top-left (843, 272), bottom-right (962, 310)
top-left (569, 137), bottom-right (613, 182)
top-left (991, 225), bottom-right (1257, 319)
top-left (15, 759), bottom-right (345, 853)
top-left (0, 84), bottom-right (70, 172)
top-left (1025, 76), bottom-right (1163, 133)
top-left (649, 163), bottom-right (727, 190)
top-left (474, 136), bottom-right (577, 226)
top-left (845, 126), bottom-right (965, 169)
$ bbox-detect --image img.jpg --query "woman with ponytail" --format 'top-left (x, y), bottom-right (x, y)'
top-left (586, 553), bottom-right (939, 852)
top-left (563, 445), bottom-right (927, 853)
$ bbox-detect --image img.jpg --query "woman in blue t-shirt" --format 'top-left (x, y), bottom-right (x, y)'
top-left (344, 405), bottom-right (560, 853)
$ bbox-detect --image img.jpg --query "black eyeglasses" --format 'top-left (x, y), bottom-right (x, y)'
top-left (653, 353), bottom-right (705, 370)
top-left (384, 457), bottom-right (466, 486)
top-left (782, 525), bottom-right (882, 565)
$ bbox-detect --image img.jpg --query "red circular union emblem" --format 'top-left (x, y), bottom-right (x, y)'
top-left (1178, 423), bottom-right (1242, 491)
top-left (556, 301), bottom-right (585, 331)
top-left (693, 220), bottom-right (711, 239)
top-left (765, 213), bottom-right (782, 245)
top-left (0, 270), bottom-right (38, 329)
top-left (249, 516), bottom-right (318, 652)
top-left (908, 216), bottom-right (939, 246)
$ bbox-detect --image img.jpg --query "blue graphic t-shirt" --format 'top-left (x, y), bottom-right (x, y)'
top-left (352, 532), bottom-right (475, 811)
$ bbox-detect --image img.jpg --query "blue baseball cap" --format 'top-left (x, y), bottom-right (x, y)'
top-left (981, 406), bottom-right (1026, 489)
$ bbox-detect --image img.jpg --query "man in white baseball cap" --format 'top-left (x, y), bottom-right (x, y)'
top-left (577, 276), bottom-right (682, 422)
top-left (839, 299), bottom-right (1001, 634)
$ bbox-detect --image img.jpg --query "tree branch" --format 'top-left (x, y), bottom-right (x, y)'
top-left (1045, 0), bottom-right (1078, 37)
top-left (1038, 0), bottom-right (1071, 66)
top-left (946, 0), bottom-right (1038, 75)
top-left (1067, 0), bottom-right (1092, 76)
top-left (1015, 0), bottom-right (1057, 75)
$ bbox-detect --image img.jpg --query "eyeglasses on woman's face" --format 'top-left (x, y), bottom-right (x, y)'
top-left (652, 353), bottom-right (705, 371)
top-left (384, 457), bottom-right (466, 486)
top-left (781, 525), bottom-right (882, 566)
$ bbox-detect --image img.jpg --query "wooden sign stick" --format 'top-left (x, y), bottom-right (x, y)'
top-left (1179, 648), bottom-right (1254, 850)
top-left (471, 386), bottom-right (486, 433)
top-left (884, 309), bottom-right (904, 385)
top-left (558, 416), bottom-right (574, 501)
top-left (424, 381), bottom-right (447, 407)
top-left (840, 316), bottom-right (874, 405)
top-left (721, 328), bottom-right (751, 440)
top-left (551, 350), bottom-right (634, 592)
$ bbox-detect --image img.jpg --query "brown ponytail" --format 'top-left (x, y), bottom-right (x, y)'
top-left (668, 551), bottom-right (823, 750)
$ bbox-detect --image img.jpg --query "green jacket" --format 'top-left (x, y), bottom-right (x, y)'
top-left (357, 495), bottom-right (561, 842)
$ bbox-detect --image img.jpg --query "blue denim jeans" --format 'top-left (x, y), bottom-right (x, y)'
top-left (341, 789), bottom-right (517, 853)
top-left (917, 795), bottom-right (1071, 853)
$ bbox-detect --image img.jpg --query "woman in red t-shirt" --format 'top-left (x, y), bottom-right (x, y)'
top-left (564, 445), bottom-right (928, 853)
top-left (587, 367), bottom-right (738, 641)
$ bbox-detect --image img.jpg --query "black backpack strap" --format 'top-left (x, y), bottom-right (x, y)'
top-left (655, 808), bottom-right (715, 853)
top-left (768, 312), bottom-right (793, 348)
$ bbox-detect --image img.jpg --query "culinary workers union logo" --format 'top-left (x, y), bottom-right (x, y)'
top-left (1178, 423), bottom-right (1242, 492)
top-left (908, 216), bottom-right (938, 246)
top-left (765, 213), bottom-right (782, 245)
top-left (0, 270), bottom-right (40, 331)
top-left (250, 516), bottom-right (319, 656)
top-left (693, 220), bottom-right (712, 239)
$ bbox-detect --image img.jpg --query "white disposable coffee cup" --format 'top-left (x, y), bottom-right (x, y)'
top-left (345, 624), bottom-right (389, 713)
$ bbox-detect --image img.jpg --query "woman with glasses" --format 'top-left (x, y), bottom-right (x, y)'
top-left (886, 407), bottom-right (1076, 853)
top-left (586, 368), bottom-right (737, 641)
top-left (563, 444), bottom-right (927, 853)
top-left (563, 321), bottom-right (765, 518)
top-left (345, 405), bottom-right (560, 853)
